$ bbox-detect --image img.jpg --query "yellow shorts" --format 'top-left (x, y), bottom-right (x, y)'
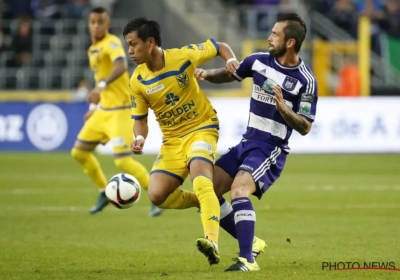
top-left (77, 107), bottom-right (133, 156)
top-left (151, 128), bottom-right (219, 184)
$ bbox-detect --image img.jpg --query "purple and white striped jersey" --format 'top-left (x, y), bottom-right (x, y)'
top-left (232, 52), bottom-right (318, 152)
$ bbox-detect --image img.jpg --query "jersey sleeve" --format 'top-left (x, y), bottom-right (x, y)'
top-left (106, 38), bottom-right (126, 63)
top-left (182, 38), bottom-right (219, 68)
top-left (232, 54), bottom-right (257, 82)
top-left (129, 79), bottom-right (148, 120)
top-left (297, 76), bottom-right (318, 123)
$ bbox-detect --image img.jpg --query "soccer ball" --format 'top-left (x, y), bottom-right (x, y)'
top-left (105, 173), bottom-right (141, 209)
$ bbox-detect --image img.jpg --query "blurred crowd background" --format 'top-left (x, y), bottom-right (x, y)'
top-left (0, 0), bottom-right (399, 97)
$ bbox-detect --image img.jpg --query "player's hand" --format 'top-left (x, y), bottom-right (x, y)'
top-left (84, 110), bottom-right (95, 122)
top-left (194, 68), bottom-right (207, 81)
top-left (130, 139), bottom-right (144, 155)
top-left (272, 85), bottom-right (287, 113)
top-left (225, 58), bottom-right (240, 74)
top-left (87, 87), bottom-right (102, 104)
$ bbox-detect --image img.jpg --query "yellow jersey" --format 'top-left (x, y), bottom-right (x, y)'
top-left (88, 33), bottom-right (130, 109)
top-left (129, 38), bottom-right (220, 140)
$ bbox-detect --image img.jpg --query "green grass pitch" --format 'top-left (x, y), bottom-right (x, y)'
top-left (0, 153), bottom-right (399, 280)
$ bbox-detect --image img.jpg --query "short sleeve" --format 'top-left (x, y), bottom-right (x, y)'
top-left (129, 79), bottom-right (148, 120)
top-left (182, 38), bottom-right (218, 68)
top-left (232, 55), bottom-right (257, 82)
top-left (297, 75), bottom-right (318, 123)
top-left (107, 38), bottom-right (126, 63)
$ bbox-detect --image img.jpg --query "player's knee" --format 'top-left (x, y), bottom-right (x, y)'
top-left (193, 176), bottom-right (213, 195)
top-left (71, 148), bottom-right (89, 163)
top-left (147, 190), bottom-right (166, 205)
top-left (230, 172), bottom-right (256, 199)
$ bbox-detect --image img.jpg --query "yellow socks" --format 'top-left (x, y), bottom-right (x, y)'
top-left (71, 148), bottom-right (107, 190)
top-left (114, 157), bottom-right (150, 190)
top-left (193, 175), bottom-right (220, 244)
top-left (157, 188), bottom-right (199, 209)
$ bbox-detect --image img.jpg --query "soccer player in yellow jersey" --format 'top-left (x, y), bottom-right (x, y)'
top-left (71, 7), bottom-right (154, 216)
top-left (123, 17), bottom-right (239, 265)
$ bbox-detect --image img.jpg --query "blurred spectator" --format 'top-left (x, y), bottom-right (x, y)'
top-left (89, 0), bottom-right (117, 15)
top-left (31, 0), bottom-right (61, 35)
top-left (2, 0), bottom-right (32, 21)
top-left (382, 0), bottom-right (400, 38)
top-left (328, 0), bottom-right (357, 36)
top-left (8, 19), bottom-right (33, 67)
top-left (68, 0), bottom-right (89, 19)
top-left (310, 0), bottom-right (335, 13)
top-left (73, 77), bottom-right (90, 101)
top-left (0, 29), bottom-right (6, 55)
top-left (336, 54), bottom-right (360, 96)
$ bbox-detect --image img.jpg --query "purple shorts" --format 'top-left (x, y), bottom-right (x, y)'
top-left (215, 139), bottom-right (287, 199)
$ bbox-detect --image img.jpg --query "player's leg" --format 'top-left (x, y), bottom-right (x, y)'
top-left (149, 140), bottom-right (198, 210)
top-left (214, 146), bottom-right (267, 260)
top-left (213, 147), bottom-right (240, 239)
top-left (186, 129), bottom-right (220, 265)
top-left (109, 110), bottom-right (157, 216)
top-left (70, 110), bottom-right (109, 214)
top-left (225, 146), bottom-right (286, 272)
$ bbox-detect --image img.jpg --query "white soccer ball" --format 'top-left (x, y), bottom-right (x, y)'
top-left (105, 173), bottom-right (141, 209)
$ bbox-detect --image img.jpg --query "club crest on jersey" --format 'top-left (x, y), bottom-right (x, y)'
top-left (261, 78), bottom-right (278, 93)
top-left (282, 76), bottom-right (298, 91)
top-left (176, 72), bottom-right (189, 89)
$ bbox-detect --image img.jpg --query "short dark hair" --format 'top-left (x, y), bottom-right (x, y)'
top-left (277, 13), bottom-right (307, 53)
top-left (91, 6), bottom-right (109, 14)
top-left (123, 17), bottom-right (162, 46)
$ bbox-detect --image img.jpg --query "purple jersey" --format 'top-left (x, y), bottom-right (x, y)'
top-left (232, 52), bottom-right (318, 152)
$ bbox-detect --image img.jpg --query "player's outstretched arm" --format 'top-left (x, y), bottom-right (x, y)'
top-left (131, 118), bottom-right (148, 155)
top-left (272, 85), bottom-right (311, 136)
top-left (195, 68), bottom-right (235, 84)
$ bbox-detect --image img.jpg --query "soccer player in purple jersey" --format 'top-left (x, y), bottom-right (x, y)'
top-left (195, 13), bottom-right (318, 272)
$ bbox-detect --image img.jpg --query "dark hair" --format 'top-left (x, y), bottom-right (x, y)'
top-left (277, 13), bottom-right (307, 53)
top-left (91, 7), bottom-right (109, 14)
top-left (123, 17), bottom-right (162, 46)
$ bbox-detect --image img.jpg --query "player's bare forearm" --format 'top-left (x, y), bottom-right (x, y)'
top-left (205, 68), bottom-right (235, 84)
top-left (279, 107), bottom-right (311, 136)
top-left (217, 42), bottom-right (236, 61)
top-left (104, 58), bottom-right (127, 85)
top-left (133, 117), bottom-right (149, 139)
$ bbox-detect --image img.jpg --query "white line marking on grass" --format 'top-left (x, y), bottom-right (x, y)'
top-left (1, 188), bottom-right (94, 195)
top-left (0, 206), bottom-right (151, 212)
top-left (303, 185), bottom-right (400, 192)
top-left (260, 204), bottom-right (400, 210)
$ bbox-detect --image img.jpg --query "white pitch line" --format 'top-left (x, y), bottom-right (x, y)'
top-left (0, 204), bottom-right (399, 213)
top-left (260, 204), bottom-right (400, 210)
top-left (1, 188), bottom-right (95, 195)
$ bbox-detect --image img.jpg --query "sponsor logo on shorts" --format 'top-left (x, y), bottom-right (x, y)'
top-left (192, 141), bottom-right (212, 151)
top-left (153, 155), bottom-right (163, 166)
top-left (112, 137), bottom-right (125, 147)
